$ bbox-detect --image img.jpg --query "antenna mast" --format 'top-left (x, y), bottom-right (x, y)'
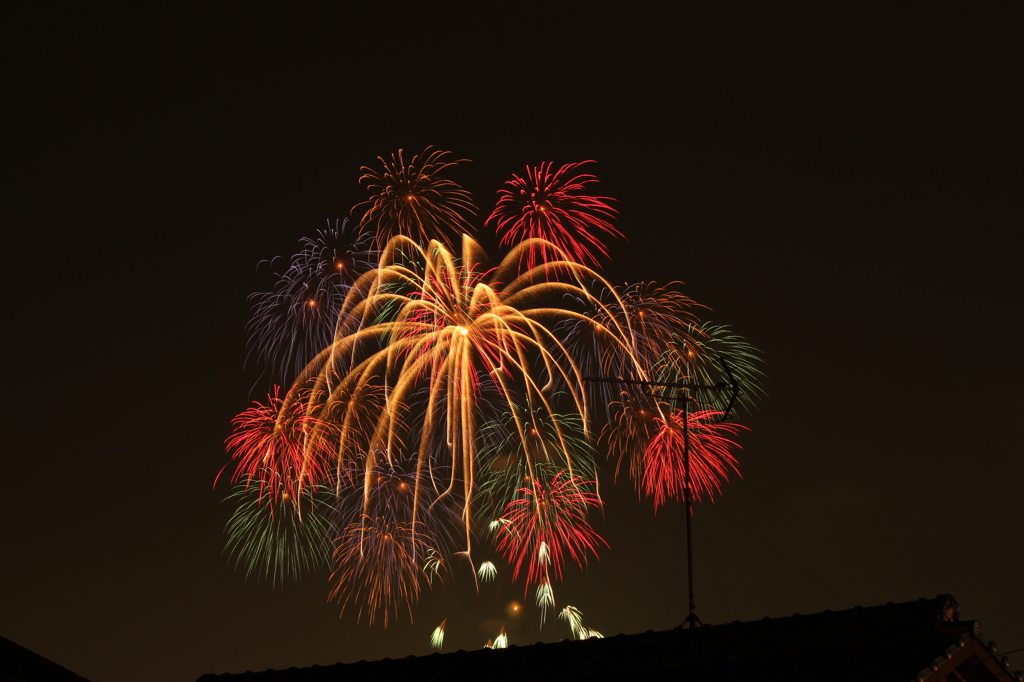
top-left (585, 358), bottom-right (739, 629)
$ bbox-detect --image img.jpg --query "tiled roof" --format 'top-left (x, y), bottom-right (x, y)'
top-left (198, 595), bottom-right (1022, 682)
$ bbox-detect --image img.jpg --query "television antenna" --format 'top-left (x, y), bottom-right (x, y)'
top-left (584, 357), bottom-right (740, 629)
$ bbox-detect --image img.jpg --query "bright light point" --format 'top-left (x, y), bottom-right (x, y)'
top-left (458, 326), bottom-right (468, 336)
top-left (307, 299), bottom-right (316, 307)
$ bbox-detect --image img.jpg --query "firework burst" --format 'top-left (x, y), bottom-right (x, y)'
top-left (223, 482), bottom-right (335, 584)
top-left (329, 515), bottom-right (435, 626)
top-left (247, 219), bottom-right (376, 382)
top-left (220, 386), bottom-right (334, 513)
top-left (494, 469), bottom-right (606, 589)
top-left (487, 161), bottom-right (622, 270)
top-left (221, 148), bottom-right (763, 631)
top-left (642, 409), bottom-right (746, 510)
top-left (355, 147), bottom-right (477, 247)
top-left (289, 234), bottom-right (619, 556)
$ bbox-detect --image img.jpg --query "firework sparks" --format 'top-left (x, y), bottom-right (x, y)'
top-left (247, 219), bottom-right (376, 382)
top-left (223, 482), bottom-right (335, 584)
top-left (494, 470), bottom-right (607, 591)
top-left (329, 516), bottom-right (435, 626)
top-left (642, 410), bottom-right (747, 510)
top-left (477, 561), bottom-right (498, 582)
top-left (220, 386), bottom-right (333, 513)
top-left (430, 619), bottom-right (446, 650)
top-left (559, 605), bottom-right (585, 639)
top-left (355, 147), bottom-right (477, 247)
top-left (290, 234), bottom-right (615, 556)
top-left (221, 148), bottom-right (763, 630)
top-left (487, 161), bottom-right (622, 270)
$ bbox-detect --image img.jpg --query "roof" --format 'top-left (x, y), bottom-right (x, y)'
top-left (0, 635), bottom-right (93, 682)
top-left (197, 595), bottom-right (1022, 682)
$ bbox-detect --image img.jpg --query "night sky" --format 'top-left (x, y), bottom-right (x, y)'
top-left (4, 6), bottom-right (1022, 682)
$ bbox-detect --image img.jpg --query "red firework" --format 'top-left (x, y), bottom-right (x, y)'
top-left (486, 161), bottom-right (622, 270)
top-left (220, 386), bottom-right (332, 511)
top-left (642, 410), bottom-right (746, 511)
top-left (495, 470), bottom-right (607, 589)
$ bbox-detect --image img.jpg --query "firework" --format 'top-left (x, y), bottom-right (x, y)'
top-left (222, 149), bottom-right (764, 631)
top-left (329, 515), bottom-right (434, 627)
top-left (642, 409), bottom-right (746, 510)
top-left (247, 219), bottom-right (376, 382)
top-left (681, 322), bottom-right (768, 417)
top-left (223, 482), bottom-right (335, 584)
top-left (289, 234), bottom-right (617, 556)
top-left (492, 628), bottom-right (508, 649)
top-left (486, 161), bottom-right (622, 270)
top-left (477, 561), bottom-right (498, 582)
top-left (355, 147), bottom-right (477, 247)
top-left (494, 470), bottom-right (606, 590)
top-left (475, 404), bottom-right (596, 525)
top-left (430, 620), bottom-right (446, 650)
top-left (220, 386), bottom-right (333, 513)
top-left (559, 605), bottom-right (585, 638)
top-left (560, 281), bottom-right (705, 419)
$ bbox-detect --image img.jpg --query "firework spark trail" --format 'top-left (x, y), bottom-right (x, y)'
top-left (223, 483), bottom-right (335, 584)
top-left (355, 147), bottom-right (477, 248)
top-left (494, 470), bottom-right (607, 590)
top-left (219, 386), bottom-right (334, 513)
top-left (560, 605), bottom-right (585, 638)
top-left (487, 161), bottom-right (622, 271)
top-left (678, 322), bottom-right (769, 417)
top-left (285, 235), bottom-right (628, 558)
top-left (329, 516), bottom-right (434, 626)
top-left (246, 219), bottom-right (376, 382)
top-left (430, 620), bottom-right (446, 650)
top-left (560, 281), bottom-right (705, 421)
top-left (475, 405), bottom-right (596, 524)
top-left (642, 409), bottom-right (747, 510)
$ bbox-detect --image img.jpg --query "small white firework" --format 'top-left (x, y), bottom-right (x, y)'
top-left (430, 620), bottom-right (446, 650)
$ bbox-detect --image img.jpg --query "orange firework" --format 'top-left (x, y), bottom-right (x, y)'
top-left (286, 234), bottom-right (625, 558)
top-left (330, 516), bottom-right (433, 626)
top-left (355, 147), bottom-right (477, 247)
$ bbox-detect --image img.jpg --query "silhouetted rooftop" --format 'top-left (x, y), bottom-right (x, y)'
top-left (197, 595), bottom-right (1021, 682)
top-left (0, 634), bottom-right (93, 682)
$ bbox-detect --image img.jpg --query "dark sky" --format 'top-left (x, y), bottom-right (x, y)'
top-left (4, 5), bottom-right (1022, 682)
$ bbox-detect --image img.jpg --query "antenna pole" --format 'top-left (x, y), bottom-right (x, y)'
top-left (681, 388), bottom-right (701, 628)
top-left (583, 364), bottom-right (739, 630)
